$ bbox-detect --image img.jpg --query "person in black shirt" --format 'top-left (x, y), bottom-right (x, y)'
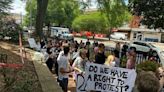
top-left (86, 39), bottom-right (91, 60)
top-left (121, 42), bottom-right (129, 57)
top-left (95, 43), bottom-right (106, 64)
top-left (86, 39), bottom-right (90, 46)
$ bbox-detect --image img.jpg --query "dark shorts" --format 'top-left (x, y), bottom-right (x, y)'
top-left (59, 78), bottom-right (68, 92)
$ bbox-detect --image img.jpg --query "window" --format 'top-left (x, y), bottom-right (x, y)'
top-left (133, 42), bottom-right (150, 47)
top-left (133, 42), bottom-right (140, 45)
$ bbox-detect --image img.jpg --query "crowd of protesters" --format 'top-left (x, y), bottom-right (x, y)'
top-left (36, 38), bottom-right (164, 92)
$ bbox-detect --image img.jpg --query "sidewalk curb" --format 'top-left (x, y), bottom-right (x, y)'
top-left (33, 60), bottom-right (63, 92)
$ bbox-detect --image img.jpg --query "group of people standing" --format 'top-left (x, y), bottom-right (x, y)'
top-left (37, 38), bottom-right (164, 92)
top-left (38, 38), bottom-right (139, 92)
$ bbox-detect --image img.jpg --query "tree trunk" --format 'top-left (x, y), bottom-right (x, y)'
top-left (35, 0), bottom-right (49, 40)
top-left (108, 28), bottom-right (112, 41)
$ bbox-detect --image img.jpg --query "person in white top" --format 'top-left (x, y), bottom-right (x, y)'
top-left (57, 46), bottom-right (73, 92)
top-left (72, 49), bottom-right (87, 81)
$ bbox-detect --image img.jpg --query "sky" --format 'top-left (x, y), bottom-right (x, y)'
top-left (10, 0), bottom-right (26, 15)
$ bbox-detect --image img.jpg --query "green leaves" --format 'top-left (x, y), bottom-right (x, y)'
top-left (24, 0), bottom-right (80, 28)
top-left (0, 0), bottom-right (12, 22)
top-left (129, 0), bottom-right (164, 29)
top-left (0, 0), bottom-right (12, 13)
top-left (72, 12), bottom-right (108, 33)
top-left (97, 0), bottom-right (130, 28)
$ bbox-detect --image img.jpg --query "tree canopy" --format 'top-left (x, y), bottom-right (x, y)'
top-left (24, 0), bottom-right (132, 38)
top-left (97, 0), bottom-right (130, 28)
top-left (24, 0), bottom-right (80, 28)
top-left (46, 0), bottom-right (80, 28)
top-left (129, 0), bottom-right (164, 29)
top-left (0, 0), bottom-right (12, 15)
top-left (0, 0), bottom-right (12, 21)
top-left (72, 12), bottom-right (108, 33)
top-left (96, 0), bottom-right (132, 40)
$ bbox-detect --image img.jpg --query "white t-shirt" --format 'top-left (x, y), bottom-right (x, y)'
top-left (58, 54), bottom-right (70, 80)
top-left (57, 51), bottom-right (70, 62)
top-left (73, 56), bottom-right (84, 71)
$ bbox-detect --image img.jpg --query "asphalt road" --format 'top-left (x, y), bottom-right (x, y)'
top-left (74, 37), bottom-right (117, 48)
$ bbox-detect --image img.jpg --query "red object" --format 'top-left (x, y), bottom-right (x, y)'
top-left (0, 63), bottom-right (23, 69)
top-left (85, 32), bottom-right (92, 37)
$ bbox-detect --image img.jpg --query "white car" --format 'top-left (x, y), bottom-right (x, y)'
top-left (151, 43), bottom-right (164, 66)
top-left (129, 41), bottom-right (155, 53)
top-left (110, 32), bottom-right (127, 40)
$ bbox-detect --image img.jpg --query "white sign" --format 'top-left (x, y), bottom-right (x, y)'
top-left (77, 63), bottom-right (137, 92)
top-left (28, 38), bottom-right (37, 48)
top-left (76, 74), bottom-right (86, 92)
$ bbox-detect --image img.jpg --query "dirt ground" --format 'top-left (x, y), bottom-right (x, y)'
top-left (0, 46), bottom-right (42, 92)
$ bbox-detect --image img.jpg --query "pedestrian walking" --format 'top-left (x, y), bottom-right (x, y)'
top-left (57, 46), bottom-right (74, 92)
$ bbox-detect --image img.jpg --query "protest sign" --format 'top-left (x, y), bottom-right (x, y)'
top-left (28, 38), bottom-right (37, 48)
top-left (77, 63), bottom-right (137, 92)
top-left (76, 74), bottom-right (87, 92)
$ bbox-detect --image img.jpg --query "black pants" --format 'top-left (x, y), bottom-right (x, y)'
top-left (46, 58), bottom-right (54, 72)
top-left (55, 61), bottom-right (58, 76)
top-left (59, 78), bottom-right (68, 92)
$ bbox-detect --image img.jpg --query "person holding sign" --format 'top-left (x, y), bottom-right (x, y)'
top-left (105, 50), bottom-right (120, 67)
top-left (72, 49), bottom-right (87, 81)
top-left (58, 46), bottom-right (74, 92)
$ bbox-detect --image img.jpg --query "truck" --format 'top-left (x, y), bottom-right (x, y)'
top-left (50, 27), bottom-right (74, 40)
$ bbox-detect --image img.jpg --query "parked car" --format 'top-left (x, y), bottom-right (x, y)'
top-left (110, 32), bottom-right (127, 40)
top-left (150, 43), bottom-right (164, 66)
top-left (129, 41), bottom-right (156, 53)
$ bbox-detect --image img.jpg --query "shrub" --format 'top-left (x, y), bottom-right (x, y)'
top-left (137, 61), bottom-right (160, 73)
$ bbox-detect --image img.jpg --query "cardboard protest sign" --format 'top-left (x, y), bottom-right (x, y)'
top-left (77, 63), bottom-right (137, 92)
top-left (28, 38), bottom-right (37, 48)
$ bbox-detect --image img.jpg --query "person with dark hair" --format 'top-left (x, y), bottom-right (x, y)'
top-left (137, 71), bottom-right (160, 92)
top-left (57, 46), bottom-right (73, 92)
top-left (121, 42), bottom-right (128, 57)
top-left (86, 39), bottom-right (91, 60)
top-left (95, 43), bottom-right (106, 64)
top-left (45, 49), bottom-right (54, 72)
top-left (86, 39), bottom-right (90, 46)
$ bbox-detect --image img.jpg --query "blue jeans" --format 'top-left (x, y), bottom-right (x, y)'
top-left (59, 78), bottom-right (68, 92)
